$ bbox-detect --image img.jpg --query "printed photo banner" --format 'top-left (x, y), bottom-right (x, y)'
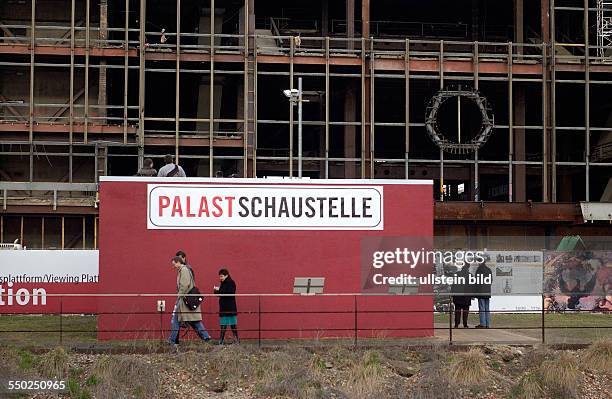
top-left (543, 251), bottom-right (612, 311)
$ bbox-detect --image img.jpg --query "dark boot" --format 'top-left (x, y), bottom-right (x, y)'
top-left (218, 325), bottom-right (227, 345)
top-left (462, 309), bottom-right (469, 328)
top-left (230, 325), bottom-right (240, 344)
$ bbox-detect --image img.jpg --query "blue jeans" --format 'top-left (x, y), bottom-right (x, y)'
top-left (478, 298), bottom-right (491, 327)
top-left (168, 301), bottom-right (210, 344)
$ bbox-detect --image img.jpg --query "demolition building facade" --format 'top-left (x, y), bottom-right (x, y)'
top-left (0, 0), bottom-right (611, 248)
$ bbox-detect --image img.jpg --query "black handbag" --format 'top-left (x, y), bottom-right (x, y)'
top-left (182, 268), bottom-right (204, 311)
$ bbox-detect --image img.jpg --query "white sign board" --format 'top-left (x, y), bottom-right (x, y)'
top-left (478, 251), bottom-right (543, 295)
top-left (0, 250), bottom-right (99, 284)
top-left (488, 296), bottom-right (542, 312)
top-left (147, 184), bottom-right (384, 230)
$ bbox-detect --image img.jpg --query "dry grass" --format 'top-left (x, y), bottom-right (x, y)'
top-left (326, 344), bottom-right (359, 368)
top-left (420, 343), bottom-right (449, 363)
top-left (92, 355), bottom-right (162, 399)
top-left (409, 359), bottom-right (454, 399)
top-left (343, 350), bottom-right (386, 399)
top-left (37, 346), bottom-right (69, 378)
top-left (253, 350), bottom-right (328, 399)
top-left (511, 371), bottom-right (544, 399)
top-left (521, 345), bottom-right (550, 370)
top-left (448, 348), bottom-right (489, 386)
top-left (582, 338), bottom-right (612, 372)
top-left (0, 348), bottom-right (21, 381)
top-left (310, 353), bottom-right (327, 378)
top-left (538, 351), bottom-right (580, 398)
top-left (206, 345), bottom-right (255, 382)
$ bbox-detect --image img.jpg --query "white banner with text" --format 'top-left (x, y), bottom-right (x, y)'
top-left (147, 184), bottom-right (384, 230)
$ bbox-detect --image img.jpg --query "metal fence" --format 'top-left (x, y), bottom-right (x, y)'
top-left (1, 293), bottom-right (610, 348)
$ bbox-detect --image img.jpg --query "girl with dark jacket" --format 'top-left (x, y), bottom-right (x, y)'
top-left (451, 265), bottom-right (472, 328)
top-left (213, 269), bottom-right (239, 344)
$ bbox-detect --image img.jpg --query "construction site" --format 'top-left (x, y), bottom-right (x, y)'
top-left (0, 0), bottom-right (611, 248)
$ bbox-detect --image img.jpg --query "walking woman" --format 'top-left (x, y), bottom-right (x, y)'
top-left (213, 268), bottom-right (239, 344)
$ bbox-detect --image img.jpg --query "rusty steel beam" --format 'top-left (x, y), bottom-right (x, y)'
top-left (144, 136), bottom-right (243, 147)
top-left (256, 54), bottom-right (362, 66)
top-left (435, 202), bottom-right (581, 222)
top-left (1, 206), bottom-right (98, 215)
top-left (0, 129), bottom-right (243, 148)
top-left (541, 0), bottom-right (550, 43)
top-left (0, 123), bottom-right (137, 134)
top-left (0, 43), bottom-right (565, 76)
top-left (361, 0), bottom-right (370, 38)
top-left (375, 59), bottom-right (543, 74)
top-left (0, 44), bottom-right (138, 57)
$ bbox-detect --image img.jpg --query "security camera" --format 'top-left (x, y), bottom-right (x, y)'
top-left (283, 89), bottom-right (300, 98)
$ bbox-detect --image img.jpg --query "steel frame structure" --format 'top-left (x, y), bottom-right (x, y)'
top-left (0, 0), bottom-right (611, 248)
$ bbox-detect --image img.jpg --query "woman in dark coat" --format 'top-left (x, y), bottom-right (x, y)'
top-left (451, 265), bottom-right (472, 328)
top-left (213, 268), bottom-right (239, 344)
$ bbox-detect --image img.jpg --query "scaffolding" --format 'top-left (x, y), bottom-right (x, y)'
top-left (0, 0), bottom-right (611, 243)
top-left (597, 0), bottom-right (612, 59)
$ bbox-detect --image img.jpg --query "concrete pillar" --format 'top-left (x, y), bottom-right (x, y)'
top-left (471, 0), bottom-right (479, 40)
top-left (322, 0), bottom-right (329, 37)
top-left (196, 76), bottom-right (224, 134)
top-left (199, 8), bottom-right (225, 47)
top-left (514, 0), bottom-right (524, 51)
top-left (344, 85), bottom-right (357, 178)
top-left (347, 0), bottom-right (354, 49)
top-left (558, 173), bottom-right (573, 202)
top-left (514, 87), bottom-right (526, 202)
top-left (239, 6), bottom-right (245, 44)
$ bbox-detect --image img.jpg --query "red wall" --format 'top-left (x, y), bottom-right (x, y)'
top-left (0, 283), bottom-right (97, 314)
top-left (98, 178), bottom-right (433, 340)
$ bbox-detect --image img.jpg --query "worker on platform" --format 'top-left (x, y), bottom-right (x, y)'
top-left (136, 158), bottom-right (157, 177)
top-left (158, 154), bottom-right (186, 177)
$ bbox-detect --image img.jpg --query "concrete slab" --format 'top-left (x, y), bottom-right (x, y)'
top-left (434, 323), bottom-right (540, 344)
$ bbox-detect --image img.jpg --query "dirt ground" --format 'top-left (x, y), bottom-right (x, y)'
top-left (1, 340), bottom-right (610, 399)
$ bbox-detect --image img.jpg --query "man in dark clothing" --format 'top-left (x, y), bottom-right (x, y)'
top-left (136, 158), bottom-right (157, 176)
top-left (451, 265), bottom-right (472, 328)
top-left (474, 262), bottom-right (493, 328)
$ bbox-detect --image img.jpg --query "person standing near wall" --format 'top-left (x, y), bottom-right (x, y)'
top-left (213, 268), bottom-right (239, 344)
top-left (136, 158), bottom-right (157, 176)
top-left (168, 256), bottom-right (210, 346)
top-left (158, 154), bottom-right (186, 177)
top-left (474, 262), bottom-right (492, 329)
top-left (451, 265), bottom-right (472, 328)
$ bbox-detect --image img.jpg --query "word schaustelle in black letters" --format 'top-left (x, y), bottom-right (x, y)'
top-left (158, 195), bottom-right (374, 219)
